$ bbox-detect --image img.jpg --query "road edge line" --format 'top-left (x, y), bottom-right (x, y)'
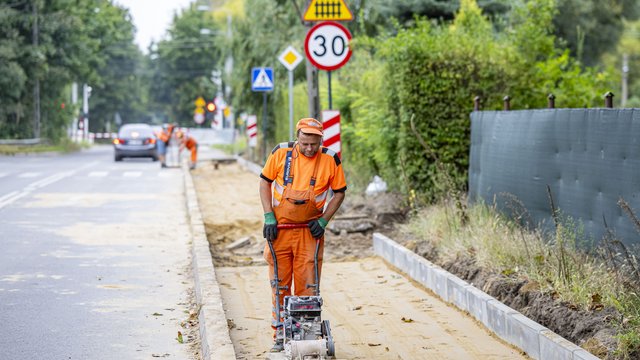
top-left (183, 162), bottom-right (237, 359)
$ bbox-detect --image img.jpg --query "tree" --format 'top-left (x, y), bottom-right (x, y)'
top-left (148, 4), bottom-right (222, 126)
top-left (85, 3), bottom-right (147, 132)
top-left (229, 0), bottom-right (304, 147)
top-left (552, 0), bottom-right (640, 66)
top-left (0, 0), bottom-right (143, 141)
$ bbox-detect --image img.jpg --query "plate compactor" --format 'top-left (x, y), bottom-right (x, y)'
top-left (267, 223), bottom-right (336, 359)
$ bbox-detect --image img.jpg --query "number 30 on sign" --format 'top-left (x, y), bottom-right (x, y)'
top-left (304, 21), bottom-right (352, 71)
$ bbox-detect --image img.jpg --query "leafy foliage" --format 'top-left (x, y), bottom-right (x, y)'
top-left (552, 0), bottom-right (640, 66)
top-left (0, 0), bottom-right (145, 141)
top-left (334, 0), bottom-right (607, 200)
top-left (147, 4), bottom-right (223, 126)
top-left (229, 0), bottom-right (305, 152)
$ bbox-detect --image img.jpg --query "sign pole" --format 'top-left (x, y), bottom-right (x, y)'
top-left (251, 66), bottom-right (275, 162)
top-left (327, 71), bottom-right (332, 110)
top-left (288, 70), bottom-right (294, 140)
top-left (277, 46), bottom-right (303, 141)
top-left (262, 92), bottom-right (268, 162)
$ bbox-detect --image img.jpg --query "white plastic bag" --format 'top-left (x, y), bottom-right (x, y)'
top-left (365, 175), bottom-right (387, 196)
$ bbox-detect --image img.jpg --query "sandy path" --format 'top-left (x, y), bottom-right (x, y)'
top-left (192, 161), bottom-right (527, 359)
top-left (217, 259), bottom-right (527, 359)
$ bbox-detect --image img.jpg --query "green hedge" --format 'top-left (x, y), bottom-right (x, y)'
top-left (334, 0), bottom-right (608, 201)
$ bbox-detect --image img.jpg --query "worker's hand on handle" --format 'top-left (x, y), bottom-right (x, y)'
top-left (263, 212), bottom-right (278, 241)
top-left (308, 218), bottom-right (328, 238)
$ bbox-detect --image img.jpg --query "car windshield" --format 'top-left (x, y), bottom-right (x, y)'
top-left (119, 125), bottom-right (153, 138)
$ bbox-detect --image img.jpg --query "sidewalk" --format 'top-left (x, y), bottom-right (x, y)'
top-left (184, 153), bottom-right (599, 360)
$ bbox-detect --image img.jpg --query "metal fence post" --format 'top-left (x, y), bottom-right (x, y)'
top-left (604, 92), bottom-right (614, 108)
top-left (474, 96), bottom-right (481, 111)
top-left (547, 94), bottom-right (556, 109)
top-left (503, 96), bottom-right (511, 111)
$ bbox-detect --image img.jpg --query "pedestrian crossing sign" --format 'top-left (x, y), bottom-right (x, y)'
top-left (251, 67), bottom-right (274, 92)
top-left (303, 0), bottom-right (353, 21)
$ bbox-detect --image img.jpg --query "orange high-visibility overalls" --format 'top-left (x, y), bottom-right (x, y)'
top-left (183, 136), bottom-right (198, 163)
top-left (263, 148), bottom-right (323, 333)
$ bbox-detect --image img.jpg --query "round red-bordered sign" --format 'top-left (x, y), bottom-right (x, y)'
top-left (304, 21), bottom-right (352, 71)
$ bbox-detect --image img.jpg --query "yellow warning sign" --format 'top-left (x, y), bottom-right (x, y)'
top-left (194, 96), bottom-right (206, 108)
top-left (303, 0), bottom-right (353, 21)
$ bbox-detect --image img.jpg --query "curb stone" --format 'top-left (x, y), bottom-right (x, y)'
top-left (373, 232), bottom-right (600, 360)
top-left (183, 162), bottom-right (236, 359)
top-left (237, 156), bottom-right (262, 175)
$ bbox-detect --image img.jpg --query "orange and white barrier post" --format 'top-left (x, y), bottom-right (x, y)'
top-left (322, 110), bottom-right (341, 158)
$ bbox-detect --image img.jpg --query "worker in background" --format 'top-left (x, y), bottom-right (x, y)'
top-left (176, 129), bottom-right (198, 170)
top-left (157, 123), bottom-right (175, 168)
top-left (259, 118), bottom-right (347, 352)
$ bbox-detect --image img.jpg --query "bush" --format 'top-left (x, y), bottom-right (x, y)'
top-left (337, 0), bottom-right (607, 201)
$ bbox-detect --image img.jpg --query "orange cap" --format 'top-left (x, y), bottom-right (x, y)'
top-left (296, 118), bottom-right (323, 136)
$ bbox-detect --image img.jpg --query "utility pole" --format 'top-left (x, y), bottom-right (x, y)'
top-left (32, 0), bottom-right (41, 139)
top-left (622, 54), bottom-right (629, 108)
top-left (304, 0), bottom-right (320, 120)
top-left (83, 84), bottom-right (91, 141)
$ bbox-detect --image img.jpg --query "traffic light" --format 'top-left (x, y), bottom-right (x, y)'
top-left (206, 101), bottom-right (216, 112)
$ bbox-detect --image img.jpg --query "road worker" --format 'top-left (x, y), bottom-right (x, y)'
top-left (176, 130), bottom-right (198, 170)
top-left (259, 117), bottom-right (347, 352)
top-left (157, 123), bottom-right (176, 168)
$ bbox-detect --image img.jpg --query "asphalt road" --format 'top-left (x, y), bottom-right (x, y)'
top-left (0, 146), bottom-right (197, 359)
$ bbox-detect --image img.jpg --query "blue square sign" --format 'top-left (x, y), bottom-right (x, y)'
top-left (251, 67), bottom-right (274, 92)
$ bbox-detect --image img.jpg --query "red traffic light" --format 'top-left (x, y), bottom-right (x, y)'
top-left (206, 102), bottom-right (216, 112)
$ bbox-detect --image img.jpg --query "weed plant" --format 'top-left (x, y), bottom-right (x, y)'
top-left (401, 195), bottom-right (640, 357)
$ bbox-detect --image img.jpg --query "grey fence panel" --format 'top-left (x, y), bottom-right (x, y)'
top-left (469, 108), bottom-right (640, 247)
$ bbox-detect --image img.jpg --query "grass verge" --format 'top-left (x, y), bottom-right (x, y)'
top-left (401, 197), bottom-right (640, 358)
top-left (0, 140), bottom-right (87, 155)
top-left (211, 136), bottom-right (246, 156)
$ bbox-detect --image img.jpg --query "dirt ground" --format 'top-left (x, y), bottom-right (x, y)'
top-left (191, 161), bottom-right (529, 359)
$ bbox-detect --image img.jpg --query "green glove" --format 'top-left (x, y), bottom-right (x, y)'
top-left (264, 212), bottom-right (276, 225)
top-left (263, 212), bottom-right (277, 241)
top-left (308, 217), bottom-right (328, 238)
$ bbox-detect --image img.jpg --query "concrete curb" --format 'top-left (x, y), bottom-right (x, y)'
top-left (183, 162), bottom-right (237, 359)
top-left (373, 233), bottom-right (599, 360)
top-left (237, 156), bottom-right (262, 175)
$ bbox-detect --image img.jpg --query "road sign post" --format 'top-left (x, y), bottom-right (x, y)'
top-left (251, 67), bottom-right (274, 161)
top-left (278, 46), bottom-right (303, 141)
top-left (194, 96), bottom-right (206, 126)
top-left (305, 21), bottom-right (352, 111)
top-left (302, 0), bottom-right (353, 127)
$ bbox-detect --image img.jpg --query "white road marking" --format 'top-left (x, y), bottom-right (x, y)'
top-left (18, 172), bottom-right (40, 178)
top-left (0, 161), bottom-right (99, 210)
top-left (88, 171), bottom-right (108, 177)
top-left (0, 172), bottom-right (8, 178)
top-left (0, 191), bottom-right (21, 206)
top-left (123, 171), bottom-right (141, 177)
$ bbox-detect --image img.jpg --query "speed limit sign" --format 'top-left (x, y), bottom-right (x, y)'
top-left (304, 21), bottom-right (352, 71)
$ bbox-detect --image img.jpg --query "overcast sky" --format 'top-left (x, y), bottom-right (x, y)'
top-left (114, 0), bottom-right (194, 52)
